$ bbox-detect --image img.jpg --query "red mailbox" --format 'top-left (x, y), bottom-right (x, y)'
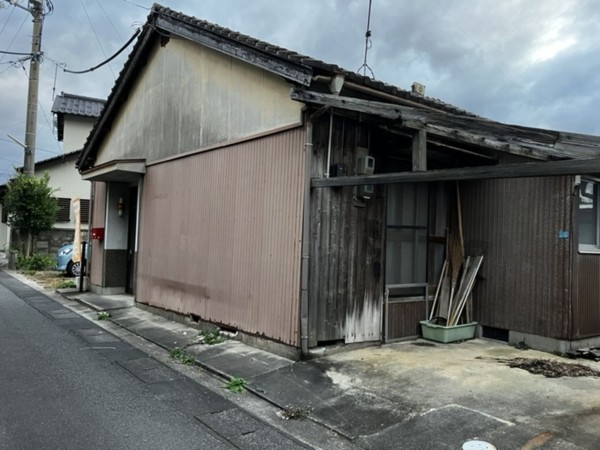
top-left (91, 227), bottom-right (105, 241)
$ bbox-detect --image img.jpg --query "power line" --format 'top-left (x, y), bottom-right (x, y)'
top-left (96, 0), bottom-right (122, 41)
top-left (118, 0), bottom-right (150, 10)
top-left (0, 3), bottom-right (15, 37)
top-left (0, 11), bottom-right (27, 64)
top-left (20, 65), bottom-right (63, 154)
top-left (63, 28), bottom-right (140, 74)
top-left (0, 49), bottom-right (33, 55)
top-left (79, 0), bottom-right (115, 79)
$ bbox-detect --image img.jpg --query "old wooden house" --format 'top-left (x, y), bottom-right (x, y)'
top-left (77, 5), bottom-right (600, 357)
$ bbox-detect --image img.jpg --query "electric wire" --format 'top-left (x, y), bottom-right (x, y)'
top-left (0, 12), bottom-right (27, 64)
top-left (118, 0), bottom-right (150, 10)
top-left (20, 66), bottom-right (63, 156)
top-left (63, 28), bottom-right (140, 74)
top-left (0, 49), bottom-right (32, 55)
top-left (79, 0), bottom-right (115, 79)
top-left (0, 3), bottom-right (15, 37)
top-left (96, 0), bottom-right (122, 41)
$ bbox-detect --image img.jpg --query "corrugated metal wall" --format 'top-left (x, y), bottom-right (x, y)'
top-left (136, 128), bottom-right (305, 346)
top-left (574, 256), bottom-right (600, 338)
top-left (89, 182), bottom-right (106, 287)
top-left (461, 176), bottom-right (572, 339)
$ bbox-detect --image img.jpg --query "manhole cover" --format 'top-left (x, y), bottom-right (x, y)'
top-left (462, 440), bottom-right (496, 450)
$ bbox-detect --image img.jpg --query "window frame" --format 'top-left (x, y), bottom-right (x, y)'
top-left (55, 197), bottom-right (71, 223)
top-left (578, 176), bottom-right (600, 254)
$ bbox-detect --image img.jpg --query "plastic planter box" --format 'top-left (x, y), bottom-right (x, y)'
top-left (420, 320), bottom-right (477, 343)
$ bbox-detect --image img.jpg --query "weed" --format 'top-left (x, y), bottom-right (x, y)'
top-left (96, 311), bottom-right (111, 321)
top-left (57, 280), bottom-right (76, 289)
top-left (224, 376), bottom-right (246, 393)
top-left (199, 329), bottom-right (224, 345)
top-left (169, 347), bottom-right (195, 365)
top-left (278, 405), bottom-right (314, 420)
top-left (16, 254), bottom-right (56, 271)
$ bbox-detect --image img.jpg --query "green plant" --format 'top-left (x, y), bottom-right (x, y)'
top-left (199, 329), bottom-right (224, 345)
top-left (169, 347), bottom-right (195, 365)
top-left (16, 253), bottom-right (56, 271)
top-left (57, 280), bottom-right (76, 289)
top-left (224, 376), bottom-right (247, 393)
top-left (96, 311), bottom-right (111, 321)
top-left (4, 172), bottom-right (58, 256)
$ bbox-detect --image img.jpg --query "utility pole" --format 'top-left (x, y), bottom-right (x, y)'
top-left (6, 0), bottom-right (44, 176)
top-left (24, 0), bottom-right (44, 176)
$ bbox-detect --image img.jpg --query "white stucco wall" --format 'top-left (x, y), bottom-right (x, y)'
top-left (94, 38), bottom-right (303, 166)
top-left (40, 156), bottom-right (91, 230)
top-left (63, 117), bottom-right (96, 152)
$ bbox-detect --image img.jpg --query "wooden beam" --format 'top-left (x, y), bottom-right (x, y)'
top-left (291, 89), bottom-right (600, 162)
top-left (412, 129), bottom-right (427, 171)
top-left (290, 88), bottom-right (424, 121)
top-left (311, 158), bottom-right (600, 187)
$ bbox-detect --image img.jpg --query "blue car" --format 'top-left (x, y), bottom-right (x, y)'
top-left (56, 242), bottom-right (88, 277)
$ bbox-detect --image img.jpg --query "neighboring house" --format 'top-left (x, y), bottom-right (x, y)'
top-left (77, 5), bottom-right (600, 358)
top-left (0, 93), bottom-right (104, 254)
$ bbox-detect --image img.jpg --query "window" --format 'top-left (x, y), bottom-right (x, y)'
top-left (55, 197), bottom-right (71, 222)
top-left (579, 179), bottom-right (600, 252)
top-left (385, 183), bottom-right (428, 297)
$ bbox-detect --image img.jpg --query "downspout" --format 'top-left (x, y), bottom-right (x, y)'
top-left (325, 110), bottom-right (333, 178)
top-left (300, 118), bottom-right (313, 358)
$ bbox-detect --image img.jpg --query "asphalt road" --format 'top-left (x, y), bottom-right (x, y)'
top-left (0, 273), bottom-right (308, 450)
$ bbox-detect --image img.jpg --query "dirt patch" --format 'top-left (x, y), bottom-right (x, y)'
top-left (20, 270), bottom-right (72, 291)
top-left (501, 357), bottom-right (600, 378)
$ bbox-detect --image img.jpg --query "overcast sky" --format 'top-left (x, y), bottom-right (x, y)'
top-left (0, 0), bottom-right (598, 183)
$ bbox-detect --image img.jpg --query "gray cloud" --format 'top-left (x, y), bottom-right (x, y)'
top-left (0, 0), bottom-right (598, 183)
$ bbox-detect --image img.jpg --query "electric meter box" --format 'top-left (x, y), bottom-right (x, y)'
top-left (357, 156), bottom-right (375, 175)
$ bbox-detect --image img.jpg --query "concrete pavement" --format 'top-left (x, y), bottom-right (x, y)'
top-left (5, 270), bottom-right (600, 449)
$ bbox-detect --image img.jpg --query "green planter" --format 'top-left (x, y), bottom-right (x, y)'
top-left (420, 320), bottom-right (477, 343)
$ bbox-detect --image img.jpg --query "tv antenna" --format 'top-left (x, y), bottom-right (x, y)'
top-left (357, 0), bottom-right (375, 79)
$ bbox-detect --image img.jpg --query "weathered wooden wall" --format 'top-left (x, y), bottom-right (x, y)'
top-left (94, 37), bottom-right (302, 167)
top-left (461, 176), bottom-right (572, 339)
top-left (308, 116), bottom-right (385, 345)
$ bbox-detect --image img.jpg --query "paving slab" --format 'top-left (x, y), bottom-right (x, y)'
top-left (146, 378), bottom-right (234, 416)
top-left (117, 357), bottom-right (184, 384)
top-left (198, 408), bottom-right (308, 450)
top-left (187, 341), bottom-right (293, 379)
top-left (66, 292), bottom-right (134, 311)
top-left (109, 308), bottom-right (200, 349)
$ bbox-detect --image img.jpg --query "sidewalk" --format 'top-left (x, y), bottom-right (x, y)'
top-left (6, 271), bottom-right (600, 449)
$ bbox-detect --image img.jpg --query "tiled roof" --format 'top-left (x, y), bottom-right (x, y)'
top-left (155, 5), bottom-right (476, 117)
top-left (51, 92), bottom-right (105, 118)
top-left (78, 3), bottom-right (479, 170)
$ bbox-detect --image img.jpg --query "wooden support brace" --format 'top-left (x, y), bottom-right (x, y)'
top-left (412, 128), bottom-right (427, 172)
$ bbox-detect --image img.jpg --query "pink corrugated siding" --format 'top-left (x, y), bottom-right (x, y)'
top-left (90, 182), bottom-right (106, 286)
top-left (136, 127), bottom-right (306, 346)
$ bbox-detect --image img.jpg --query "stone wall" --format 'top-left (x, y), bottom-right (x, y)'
top-left (34, 229), bottom-right (89, 256)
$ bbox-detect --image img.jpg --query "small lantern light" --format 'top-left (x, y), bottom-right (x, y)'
top-left (117, 197), bottom-right (124, 216)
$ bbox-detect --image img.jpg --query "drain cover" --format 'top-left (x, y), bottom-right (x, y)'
top-left (462, 441), bottom-right (496, 450)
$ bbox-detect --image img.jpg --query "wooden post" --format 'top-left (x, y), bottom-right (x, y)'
top-left (412, 128), bottom-right (427, 171)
